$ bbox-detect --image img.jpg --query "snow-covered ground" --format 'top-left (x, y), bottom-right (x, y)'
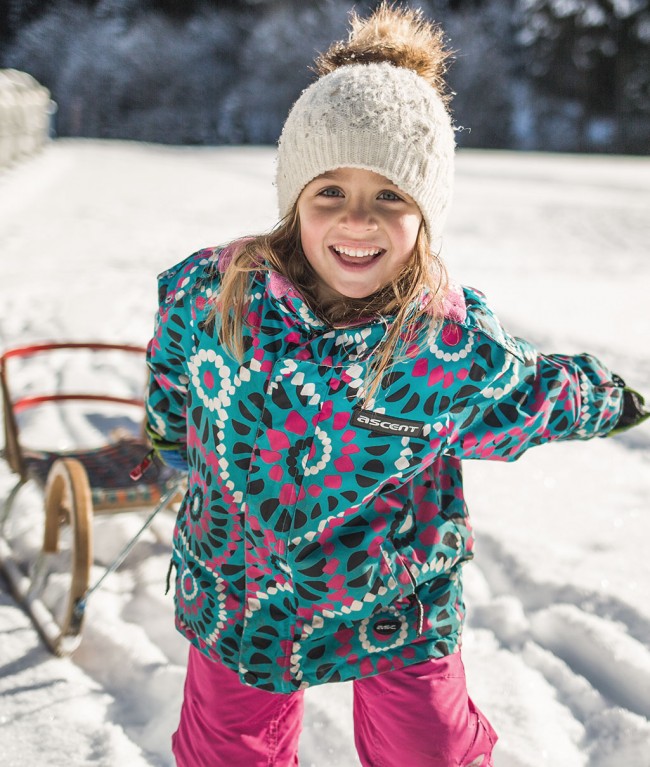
top-left (0, 140), bottom-right (649, 767)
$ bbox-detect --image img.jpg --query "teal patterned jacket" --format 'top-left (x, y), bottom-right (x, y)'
top-left (145, 243), bottom-right (623, 693)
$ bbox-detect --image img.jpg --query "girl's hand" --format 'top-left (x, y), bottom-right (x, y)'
top-left (609, 383), bottom-right (650, 435)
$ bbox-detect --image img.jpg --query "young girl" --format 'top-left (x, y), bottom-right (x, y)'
top-left (144, 5), bottom-right (648, 766)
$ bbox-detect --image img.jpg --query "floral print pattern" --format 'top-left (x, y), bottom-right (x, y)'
top-left (146, 243), bottom-right (624, 693)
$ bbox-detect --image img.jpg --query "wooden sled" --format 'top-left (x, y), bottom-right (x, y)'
top-left (0, 342), bottom-right (181, 655)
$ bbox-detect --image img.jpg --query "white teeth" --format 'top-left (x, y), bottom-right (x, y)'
top-left (333, 246), bottom-right (382, 258)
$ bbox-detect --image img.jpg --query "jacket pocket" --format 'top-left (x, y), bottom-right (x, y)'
top-left (380, 538), bottom-right (425, 636)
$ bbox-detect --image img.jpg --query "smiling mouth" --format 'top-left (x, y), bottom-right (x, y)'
top-left (330, 245), bottom-right (385, 267)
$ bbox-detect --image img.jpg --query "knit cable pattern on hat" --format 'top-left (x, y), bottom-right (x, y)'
top-left (276, 62), bottom-right (455, 241)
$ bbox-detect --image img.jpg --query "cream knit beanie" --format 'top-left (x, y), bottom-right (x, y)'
top-left (276, 60), bottom-right (455, 242)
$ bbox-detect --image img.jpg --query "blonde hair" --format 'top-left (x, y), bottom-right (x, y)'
top-left (211, 213), bottom-right (447, 404)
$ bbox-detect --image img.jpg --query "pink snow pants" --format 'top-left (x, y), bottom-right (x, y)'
top-left (172, 645), bottom-right (497, 767)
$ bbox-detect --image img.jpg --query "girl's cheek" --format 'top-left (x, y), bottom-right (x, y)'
top-left (310, 206), bottom-right (339, 223)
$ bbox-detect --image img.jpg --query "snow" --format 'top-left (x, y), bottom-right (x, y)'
top-left (1, 140), bottom-right (649, 766)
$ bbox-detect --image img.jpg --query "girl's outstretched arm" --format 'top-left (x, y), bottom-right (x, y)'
top-left (408, 286), bottom-right (645, 463)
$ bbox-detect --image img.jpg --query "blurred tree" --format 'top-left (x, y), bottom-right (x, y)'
top-left (514, 0), bottom-right (650, 152)
top-left (93, 0), bottom-right (205, 19)
top-left (0, 0), bottom-right (52, 44)
top-left (217, 0), bottom-right (372, 143)
top-left (434, 0), bottom-right (518, 148)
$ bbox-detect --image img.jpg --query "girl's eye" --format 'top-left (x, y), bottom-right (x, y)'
top-left (378, 190), bottom-right (403, 201)
top-left (318, 187), bottom-right (343, 198)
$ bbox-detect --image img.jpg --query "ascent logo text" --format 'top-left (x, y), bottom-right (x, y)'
top-left (351, 409), bottom-right (425, 438)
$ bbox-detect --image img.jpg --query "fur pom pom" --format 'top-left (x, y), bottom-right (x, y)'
top-left (315, 2), bottom-right (452, 102)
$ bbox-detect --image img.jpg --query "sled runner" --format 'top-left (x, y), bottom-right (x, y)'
top-left (0, 342), bottom-right (182, 655)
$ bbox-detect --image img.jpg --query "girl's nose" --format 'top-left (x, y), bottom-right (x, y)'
top-left (341, 200), bottom-right (377, 230)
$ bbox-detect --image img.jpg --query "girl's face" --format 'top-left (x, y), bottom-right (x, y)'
top-left (296, 167), bottom-right (422, 301)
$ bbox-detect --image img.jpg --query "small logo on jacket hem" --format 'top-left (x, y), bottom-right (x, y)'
top-left (352, 408), bottom-right (425, 438)
top-left (373, 619), bottom-right (402, 635)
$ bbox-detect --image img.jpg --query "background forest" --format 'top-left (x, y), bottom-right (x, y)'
top-left (1, 0), bottom-right (649, 154)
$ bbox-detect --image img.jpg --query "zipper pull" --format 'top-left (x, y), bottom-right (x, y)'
top-left (409, 593), bottom-right (425, 637)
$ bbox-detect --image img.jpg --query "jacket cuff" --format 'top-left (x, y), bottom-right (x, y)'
top-left (145, 422), bottom-right (187, 454)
